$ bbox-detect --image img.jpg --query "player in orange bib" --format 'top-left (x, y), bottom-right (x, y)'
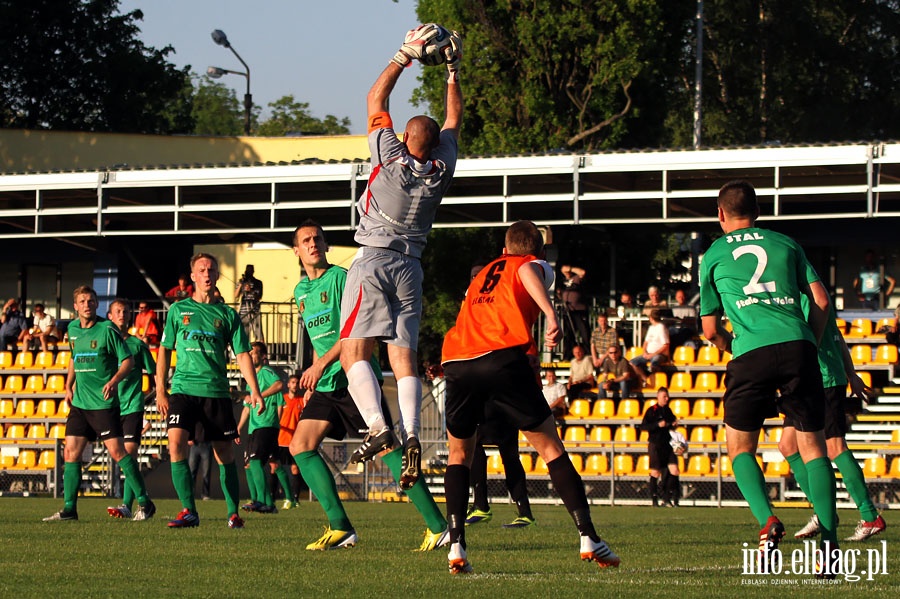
top-left (440, 220), bottom-right (620, 574)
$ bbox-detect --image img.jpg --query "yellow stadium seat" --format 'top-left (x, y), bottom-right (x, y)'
top-left (532, 456), bottom-right (549, 475)
top-left (0, 398), bottom-right (13, 417)
top-left (691, 398), bottom-right (717, 419)
top-left (633, 454), bottom-right (650, 476)
top-left (875, 318), bottom-right (896, 334)
top-left (768, 427), bottom-right (783, 442)
top-left (486, 453), bottom-right (504, 475)
top-left (46, 374), bottom-right (66, 393)
top-left (889, 457), bottom-right (900, 478)
top-left (0, 454), bottom-right (14, 468)
top-left (625, 346), bottom-right (642, 361)
top-left (589, 426), bottom-right (612, 442)
top-left (37, 450), bottom-right (56, 470)
top-left (668, 372), bottom-right (692, 394)
top-left (672, 346), bottom-right (695, 366)
top-left (613, 426), bottom-right (637, 442)
top-left (13, 399), bottom-right (34, 418)
top-left (518, 453), bottom-right (533, 473)
top-left (48, 424), bottom-right (66, 439)
top-left (713, 455), bottom-right (733, 476)
top-left (765, 460), bottom-right (790, 477)
top-left (669, 399), bottom-right (690, 420)
top-left (846, 318), bottom-right (873, 338)
top-left (639, 429), bottom-right (649, 442)
top-left (692, 371), bottom-right (721, 393)
top-left (569, 454), bottom-right (584, 473)
top-left (566, 399), bottom-right (591, 419)
top-left (892, 429), bottom-right (900, 444)
top-left (863, 456), bottom-right (887, 478)
top-left (32, 399), bottom-right (57, 419)
top-left (591, 399), bottom-right (616, 419)
top-left (56, 400), bottom-right (70, 418)
top-left (27, 423), bottom-right (47, 440)
top-left (564, 426), bottom-right (587, 443)
top-left (850, 345), bottom-right (872, 365)
top-left (170, 351), bottom-right (177, 367)
top-left (615, 398), bottom-right (641, 419)
top-left (14, 351), bottom-right (33, 368)
top-left (716, 427), bottom-right (727, 443)
top-left (583, 454), bottom-right (609, 475)
top-left (11, 449), bottom-right (37, 469)
top-left (834, 318), bottom-right (847, 333)
top-left (3, 375), bottom-right (23, 393)
top-left (3, 423), bottom-right (25, 440)
top-left (23, 374), bottom-right (44, 394)
top-left (686, 454), bottom-right (711, 476)
top-left (142, 374), bottom-right (151, 393)
top-left (642, 371), bottom-right (668, 392)
top-left (31, 351), bottom-right (54, 369)
top-left (695, 345), bottom-right (721, 366)
top-left (689, 426), bottom-right (714, 444)
top-left (613, 454), bottom-right (634, 476)
top-left (873, 344), bottom-right (898, 364)
top-left (0, 351), bottom-right (12, 369)
top-left (54, 352), bottom-right (70, 368)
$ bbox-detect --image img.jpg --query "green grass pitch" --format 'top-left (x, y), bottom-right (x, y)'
top-left (1, 498), bottom-right (898, 598)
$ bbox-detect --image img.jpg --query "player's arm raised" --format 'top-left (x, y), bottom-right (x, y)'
top-left (519, 261), bottom-right (559, 347)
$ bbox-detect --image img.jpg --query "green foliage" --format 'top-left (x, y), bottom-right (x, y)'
top-left (191, 77), bottom-right (244, 136)
top-left (0, 0), bottom-right (191, 133)
top-left (256, 95), bottom-right (351, 137)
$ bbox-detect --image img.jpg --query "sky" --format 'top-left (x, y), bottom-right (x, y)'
top-left (118, 0), bottom-right (423, 135)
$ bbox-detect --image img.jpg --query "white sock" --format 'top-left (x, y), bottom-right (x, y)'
top-left (396, 375), bottom-right (421, 439)
top-left (346, 361), bottom-right (386, 433)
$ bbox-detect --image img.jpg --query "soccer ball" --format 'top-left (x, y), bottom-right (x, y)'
top-left (418, 24), bottom-right (452, 66)
top-left (532, 259), bottom-right (555, 291)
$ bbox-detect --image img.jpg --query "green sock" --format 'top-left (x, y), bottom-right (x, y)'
top-left (294, 450), bottom-right (352, 531)
top-left (274, 465), bottom-right (292, 501)
top-left (382, 447), bottom-right (447, 534)
top-left (249, 460), bottom-right (272, 506)
top-left (220, 462), bottom-right (240, 517)
top-left (732, 452), bottom-right (773, 527)
top-left (170, 460), bottom-right (196, 511)
top-left (785, 452), bottom-right (811, 499)
top-left (245, 466), bottom-right (258, 502)
top-left (117, 454), bottom-right (148, 505)
top-left (805, 456), bottom-right (838, 545)
top-left (833, 450), bottom-right (878, 522)
top-left (63, 461), bottom-right (81, 511)
top-left (121, 476), bottom-right (136, 510)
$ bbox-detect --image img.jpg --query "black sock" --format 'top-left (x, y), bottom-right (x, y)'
top-left (547, 454), bottom-right (597, 538)
top-left (470, 446), bottom-right (489, 511)
top-left (667, 474), bottom-right (680, 505)
top-left (445, 464), bottom-right (470, 547)
top-left (649, 476), bottom-right (658, 504)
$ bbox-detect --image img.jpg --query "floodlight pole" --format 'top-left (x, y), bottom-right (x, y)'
top-left (211, 30), bottom-right (252, 136)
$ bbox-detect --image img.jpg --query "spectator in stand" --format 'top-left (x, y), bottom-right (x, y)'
top-left (616, 291), bottom-right (640, 348)
top-left (165, 275), bottom-right (194, 302)
top-left (133, 302), bottom-right (160, 346)
top-left (642, 286), bottom-right (668, 316)
top-left (21, 303), bottom-right (59, 352)
top-left (559, 265), bottom-right (590, 356)
top-left (853, 249), bottom-right (895, 310)
top-left (566, 344), bottom-right (596, 401)
top-left (236, 265), bottom-right (264, 343)
top-left (669, 288), bottom-right (699, 349)
top-left (542, 369), bottom-right (568, 418)
top-left (590, 313), bottom-right (618, 368)
top-left (884, 305), bottom-right (900, 346)
top-left (0, 299), bottom-right (28, 353)
top-left (597, 345), bottom-right (633, 399)
top-left (629, 309), bottom-right (670, 383)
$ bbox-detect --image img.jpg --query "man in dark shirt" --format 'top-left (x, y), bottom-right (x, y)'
top-left (640, 387), bottom-right (680, 507)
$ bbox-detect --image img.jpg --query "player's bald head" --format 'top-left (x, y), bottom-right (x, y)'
top-left (405, 115), bottom-right (440, 153)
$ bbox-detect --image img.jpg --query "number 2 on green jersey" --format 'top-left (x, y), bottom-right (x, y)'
top-left (732, 245), bottom-right (776, 294)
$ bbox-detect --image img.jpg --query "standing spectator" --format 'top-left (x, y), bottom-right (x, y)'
top-left (640, 387), bottom-right (680, 507)
top-left (133, 302), bottom-right (160, 346)
top-left (566, 344), bottom-right (596, 401)
top-left (669, 288), bottom-right (699, 349)
top-left (277, 374), bottom-right (307, 509)
top-left (0, 299), bottom-right (27, 353)
top-left (22, 303), bottom-right (58, 352)
top-left (164, 275), bottom-right (194, 302)
top-left (542, 369), bottom-right (568, 418)
top-left (642, 285), bottom-right (668, 316)
top-left (590, 313), bottom-right (618, 367)
top-left (616, 291), bottom-right (639, 348)
top-left (236, 265), bottom-right (264, 342)
top-left (853, 249), bottom-right (895, 310)
top-left (629, 309), bottom-right (670, 382)
top-left (559, 264), bottom-right (590, 356)
top-left (597, 345), bottom-right (633, 399)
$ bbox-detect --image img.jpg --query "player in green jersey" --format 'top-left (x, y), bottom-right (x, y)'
top-left (237, 341), bottom-right (287, 514)
top-left (289, 219), bottom-right (449, 551)
top-left (44, 286), bottom-right (155, 522)
top-left (699, 181), bottom-right (839, 572)
top-left (105, 299), bottom-right (157, 520)
top-left (157, 253), bottom-right (264, 530)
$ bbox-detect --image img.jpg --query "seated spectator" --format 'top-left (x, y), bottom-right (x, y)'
top-left (642, 285), bottom-right (668, 316)
top-left (616, 291), bottom-right (640, 348)
top-left (597, 345), bottom-right (633, 399)
top-left (668, 288), bottom-right (699, 348)
top-left (629, 309), bottom-right (670, 382)
top-left (590, 313), bottom-right (618, 368)
top-left (0, 299), bottom-right (27, 353)
top-left (165, 275), bottom-right (194, 302)
top-left (566, 344), bottom-right (596, 401)
top-left (133, 302), bottom-right (161, 345)
top-left (21, 303), bottom-right (59, 352)
top-left (542, 369), bottom-right (568, 418)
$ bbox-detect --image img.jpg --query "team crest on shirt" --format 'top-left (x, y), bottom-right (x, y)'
top-left (298, 299), bottom-right (305, 313)
top-left (213, 318), bottom-right (223, 329)
top-left (182, 314), bottom-right (191, 325)
top-left (320, 291), bottom-right (328, 304)
top-left (90, 340), bottom-right (97, 349)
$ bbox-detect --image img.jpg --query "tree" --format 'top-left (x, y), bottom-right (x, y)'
top-left (191, 78), bottom-right (244, 136)
top-left (256, 95), bottom-right (350, 137)
top-left (0, 0), bottom-right (191, 133)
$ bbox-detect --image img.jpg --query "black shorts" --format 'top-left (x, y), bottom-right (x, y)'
top-left (166, 394), bottom-right (238, 442)
top-left (120, 411), bottom-right (144, 444)
top-left (278, 446), bottom-right (295, 466)
top-left (444, 347), bottom-right (552, 440)
top-left (783, 385), bottom-right (850, 440)
top-left (648, 440), bottom-right (676, 471)
top-left (723, 340), bottom-right (824, 432)
top-left (66, 405), bottom-right (122, 442)
top-left (477, 401), bottom-right (519, 446)
top-left (299, 386), bottom-right (393, 441)
top-left (248, 427), bottom-right (279, 462)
